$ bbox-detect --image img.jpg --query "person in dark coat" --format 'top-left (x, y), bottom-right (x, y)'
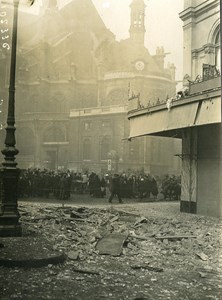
top-left (93, 174), bottom-right (102, 197)
top-left (64, 171), bottom-right (72, 199)
top-left (150, 176), bottom-right (158, 199)
top-left (138, 177), bottom-right (147, 199)
top-left (59, 174), bottom-right (67, 200)
top-left (100, 175), bottom-right (106, 197)
top-left (108, 174), bottom-right (122, 203)
top-left (88, 172), bottom-right (96, 197)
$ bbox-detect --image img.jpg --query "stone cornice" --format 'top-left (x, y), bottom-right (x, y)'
top-left (179, 0), bottom-right (219, 22)
top-left (102, 72), bottom-right (173, 84)
top-left (192, 43), bottom-right (216, 57)
top-left (70, 105), bottom-right (128, 118)
top-left (13, 78), bottom-right (98, 86)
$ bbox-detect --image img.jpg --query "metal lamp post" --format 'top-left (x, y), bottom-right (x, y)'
top-left (0, 0), bottom-right (34, 236)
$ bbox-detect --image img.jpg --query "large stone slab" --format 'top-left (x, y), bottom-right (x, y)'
top-left (96, 233), bottom-right (128, 256)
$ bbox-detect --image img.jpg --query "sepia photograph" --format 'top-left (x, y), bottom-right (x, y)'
top-left (0, 0), bottom-right (221, 299)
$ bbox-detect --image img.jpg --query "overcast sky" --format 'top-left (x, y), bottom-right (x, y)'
top-left (2, 0), bottom-right (184, 81)
top-left (91, 0), bottom-right (184, 82)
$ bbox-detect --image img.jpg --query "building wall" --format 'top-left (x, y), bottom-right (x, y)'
top-left (179, 0), bottom-right (221, 217)
top-left (197, 124), bottom-right (222, 217)
top-left (180, 0), bottom-right (220, 80)
top-left (0, 0), bottom-right (181, 176)
top-left (68, 110), bottom-right (181, 174)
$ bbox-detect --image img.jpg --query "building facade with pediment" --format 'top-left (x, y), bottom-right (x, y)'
top-left (0, 0), bottom-right (181, 175)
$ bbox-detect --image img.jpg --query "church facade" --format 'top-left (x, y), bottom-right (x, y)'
top-left (0, 0), bottom-right (181, 175)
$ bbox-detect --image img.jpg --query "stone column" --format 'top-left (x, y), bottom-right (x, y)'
top-left (180, 127), bottom-right (197, 213)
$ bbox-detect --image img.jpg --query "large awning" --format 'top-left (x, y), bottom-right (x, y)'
top-left (195, 98), bottom-right (221, 126)
top-left (128, 96), bottom-right (221, 139)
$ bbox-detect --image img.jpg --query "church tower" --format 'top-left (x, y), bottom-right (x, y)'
top-left (129, 0), bottom-right (146, 45)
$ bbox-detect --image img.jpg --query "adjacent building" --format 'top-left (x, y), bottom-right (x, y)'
top-left (128, 0), bottom-right (221, 216)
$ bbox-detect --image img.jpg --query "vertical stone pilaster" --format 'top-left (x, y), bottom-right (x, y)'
top-left (181, 127), bottom-right (197, 213)
top-left (192, 51), bottom-right (198, 79)
top-left (204, 44), bottom-right (215, 65)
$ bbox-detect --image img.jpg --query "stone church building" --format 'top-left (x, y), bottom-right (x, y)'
top-left (0, 0), bottom-right (181, 175)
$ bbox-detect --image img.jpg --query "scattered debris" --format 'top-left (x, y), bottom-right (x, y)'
top-left (70, 210), bottom-right (87, 219)
top-left (129, 232), bottom-right (150, 240)
top-left (156, 235), bottom-right (197, 241)
top-left (96, 233), bottom-right (128, 256)
top-left (134, 216), bottom-right (148, 227)
top-left (199, 272), bottom-right (207, 278)
top-left (1, 202), bottom-right (221, 299)
top-left (67, 251), bottom-right (79, 261)
top-left (72, 267), bottom-right (100, 275)
top-left (17, 204), bottom-right (221, 273)
top-left (131, 264), bottom-right (163, 272)
top-left (110, 215), bottom-right (119, 223)
top-left (195, 252), bottom-right (209, 261)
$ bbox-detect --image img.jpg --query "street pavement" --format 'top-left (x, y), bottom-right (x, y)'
top-left (0, 195), bottom-right (221, 300)
top-left (19, 193), bottom-right (180, 214)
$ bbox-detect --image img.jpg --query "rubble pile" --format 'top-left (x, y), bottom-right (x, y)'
top-left (19, 204), bottom-right (222, 273)
top-left (1, 203), bottom-right (221, 299)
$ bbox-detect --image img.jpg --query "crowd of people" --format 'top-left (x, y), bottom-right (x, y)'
top-left (18, 168), bottom-right (181, 201)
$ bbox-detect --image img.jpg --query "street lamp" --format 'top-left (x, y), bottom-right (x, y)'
top-left (0, 0), bottom-right (35, 236)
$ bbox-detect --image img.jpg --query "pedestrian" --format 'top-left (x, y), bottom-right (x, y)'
top-left (100, 175), bottom-right (106, 198)
top-left (82, 172), bottom-right (89, 193)
top-left (93, 174), bottom-right (102, 197)
top-left (108, 174), bottom-right (123, 203)
top-left (88, 172), bottom-right (96, 197)
top-left (120, 173), bottom-right (128, 198)
top-left (138, 176), bottom-right (147, 199)
top-left (65, 171), bottom-right (72, 199)
top-left (150, 175), bottom-right (158, 199)
top-left (59, 174), bottom-right (67, 200)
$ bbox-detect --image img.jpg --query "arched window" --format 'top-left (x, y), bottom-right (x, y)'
top-left (83, 139), bottom-right (91, 160)
top-left (215, 29), bottom-right (220, 71)
top-left (100, 136), bottom-right (111, 160)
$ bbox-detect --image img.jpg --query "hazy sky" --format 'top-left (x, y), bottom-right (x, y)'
top-left (91, 0), bottom-right (184, 81)
top-left (5, 0), bottom-right (184, 81)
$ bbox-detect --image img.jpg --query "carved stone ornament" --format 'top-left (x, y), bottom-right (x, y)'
top-left (204, 44), bottom-right (215, 54)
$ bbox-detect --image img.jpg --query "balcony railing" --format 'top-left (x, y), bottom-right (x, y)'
top-left (128, 64), bottom-right (221, 113)
top-left (188, 64), bottom-right (221, 95)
